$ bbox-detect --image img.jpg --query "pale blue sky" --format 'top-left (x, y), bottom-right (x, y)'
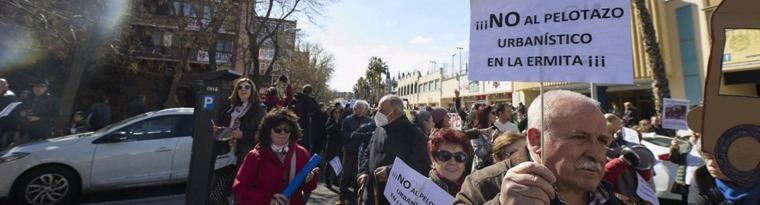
top-left (298, 1), bottom-right (471, 92)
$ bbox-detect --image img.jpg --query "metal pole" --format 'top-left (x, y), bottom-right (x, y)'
top-left (539, 82), bottom-right (545, 164)
top-left (457, 47), bottom-right (463, 74)
top-left (590, 83), bottom-right (598, 100)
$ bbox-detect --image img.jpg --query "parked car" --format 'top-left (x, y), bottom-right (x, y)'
top-left (639, 132), bottom-right (698, 201)
top-left (0, 108), bottom-right (194, 205)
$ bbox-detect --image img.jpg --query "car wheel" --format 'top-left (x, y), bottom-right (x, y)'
top-left (12, 166), bottom-right (80, 205)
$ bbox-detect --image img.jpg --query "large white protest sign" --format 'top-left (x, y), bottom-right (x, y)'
top-left (469, 0), bottom-right (633, 84)
top-left (662, 98), bottom-right (690, 130)
top-left (384, 157), bottom-right (454, 205)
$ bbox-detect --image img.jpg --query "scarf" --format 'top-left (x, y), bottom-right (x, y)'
top-left (716, 179), bottom-right (760, 205)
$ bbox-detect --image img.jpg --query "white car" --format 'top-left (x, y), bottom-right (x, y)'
top-left (0, 108), bottom-right (194, 205)
top-left (639, 132), bottom-right (699, 201)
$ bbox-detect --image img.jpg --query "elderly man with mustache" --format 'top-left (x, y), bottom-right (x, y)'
top-left (455, 90), bottom-right (624, 205)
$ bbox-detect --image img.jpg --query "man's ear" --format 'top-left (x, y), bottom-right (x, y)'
top-left (526, 127), bottom-right (542, 155)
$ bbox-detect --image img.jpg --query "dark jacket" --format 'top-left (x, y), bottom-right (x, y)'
top-left (360, 116), bottom-right (431, 205)
top-left (87, 102), bottom-right (111, 130)
top-left (214, 102), bottom-right (266, 156)
top-left (21, 93), bottom-right (59, 136)
top-left (232, 143), bottom-right (318, 205)
top-left (455, 147), bottom-right (624, 205)
top-left (289, 92), bottom-right (323, 150)
top-left (688, 166), bottom-right (726, 205)
top-left (341, 114), bottom-right (371, 153)
top-left (324, 118), bottom-right (343, 159)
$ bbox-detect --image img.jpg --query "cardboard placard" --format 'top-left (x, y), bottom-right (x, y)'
top-left (693, 0), bottom-right (760, 186)
top-left (469, 0), bottom-right (633, 84)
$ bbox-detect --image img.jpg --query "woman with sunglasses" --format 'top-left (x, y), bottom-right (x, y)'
top-left (467, 105), bottom-right (498, 170)
top-left (427, 128), bottom-right (473, 196)
top-left (209, 78), bottom-right (267, 204)
top-left (233, 108), bottom-right (319, 205)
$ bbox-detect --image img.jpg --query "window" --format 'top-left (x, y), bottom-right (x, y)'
top-left (216, 39), bottom-right (234, 64)
top-left (151, 31), bottom-right (174, 47)
top-left (117, 116), bottom-right (184, 141)
top-left (177, 115), bottom-right (194, 137)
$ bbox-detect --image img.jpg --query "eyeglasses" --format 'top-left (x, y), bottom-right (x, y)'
top-left (273, 127), bottom-right (291, 134)
top-left (238, 84), bottom-right (251, 91)
top-left (434, 151), bottom-right (467, 163)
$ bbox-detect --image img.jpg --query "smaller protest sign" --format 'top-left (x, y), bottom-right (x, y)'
top-left (448, 113), bottom-right (463, 130)
top-left (636, 173), bottom-right (659, 205)
top-left (329, 156), bottom-right (343, 176)
top-left (622, 127), bottom-right (640, 144)
top-left (384, 157), bottom-right (454, 205)
top-left (662, 98), bottom-right (690, 130)
top-left (0, 102), bottom-right (21, 118)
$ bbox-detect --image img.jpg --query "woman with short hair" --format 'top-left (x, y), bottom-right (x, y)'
top-left (427, 128), bottom-right (472, 196)
top-left (232, 108), bottom-right (319, 205)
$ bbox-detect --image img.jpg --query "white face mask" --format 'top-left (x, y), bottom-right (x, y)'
top-left (374, 111), bottom-right (389, 127)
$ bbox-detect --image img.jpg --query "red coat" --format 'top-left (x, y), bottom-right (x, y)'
top-left (233, 143), bottom-right (317, 205)
top-left (263, 85), bottom-right (293, 108)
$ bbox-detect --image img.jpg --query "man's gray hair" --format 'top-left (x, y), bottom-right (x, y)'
top-left (528, 90), bottom-right (600, 132)
top-left (379, 95), bottom-right (404, 112)
top-left (353, 100), bottom-right (370, 110)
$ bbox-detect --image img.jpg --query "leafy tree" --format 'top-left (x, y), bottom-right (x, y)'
top-left (353, 57), bottom-right (390, 104)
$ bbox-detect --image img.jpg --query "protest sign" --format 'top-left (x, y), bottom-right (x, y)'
top-left (469, 0), bottom-right (632, 84)
top-left (0, 102), bottom-right (21, 118)
top-left (329, 156), bottom-right (343, 176)
top-left (384, 157), bottom-right (454, 205)
top-left (448, 113), bottom-right (464, 130)
top-left (622, 127), bottom-right (640, 144)
top-left (636, 173), bottom-right (659, 205)
top-left (662, 98), bottom-right (689, 130)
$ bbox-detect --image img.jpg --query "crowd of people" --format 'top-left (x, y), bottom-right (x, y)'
top-left (0, 78), bottom-right (133, 150)
top-left (203, 76), bottom-right (760, 205)
top-left (3, 74), bottom-right (756, 205)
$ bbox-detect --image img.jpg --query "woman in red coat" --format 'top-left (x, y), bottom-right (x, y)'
top-left (233, 108), bottom-right (318, 205)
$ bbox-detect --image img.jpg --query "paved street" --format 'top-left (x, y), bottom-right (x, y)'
top-left (78, 180), bottom-right (339, 205)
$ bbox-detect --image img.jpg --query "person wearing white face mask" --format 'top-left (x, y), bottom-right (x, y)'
top-left (356, 95), bottom-right (431, 205)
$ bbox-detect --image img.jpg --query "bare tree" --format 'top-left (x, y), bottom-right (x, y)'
top-left (245, 0), bottom-right (331, 83)
top-left (110, 0), bottom-right (239, 108)
top-left (283, 42), bottom-right (335, 102)
top-left (0, 0), bottom-right (129, 129)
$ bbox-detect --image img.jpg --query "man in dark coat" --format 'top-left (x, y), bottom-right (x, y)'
top-left (20, 79), bottom-right (59, 140)
top-left (357, 95), bottom-right (430, 205)
top-left (87, 95), bottom-right (111, 130)
top-left (289, 84), bottom-right (325, 153)
top-left (336, 100), bottom-right (371, 205)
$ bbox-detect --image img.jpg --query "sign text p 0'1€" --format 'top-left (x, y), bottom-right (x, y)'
top-left (203, 95), bottom-right (215, 111)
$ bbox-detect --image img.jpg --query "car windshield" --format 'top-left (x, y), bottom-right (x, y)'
top-left (93, 113), bottom-right (150, 133)
top-left (643, 136), bottom-right (676, 147)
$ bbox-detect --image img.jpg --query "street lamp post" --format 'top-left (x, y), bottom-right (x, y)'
top-left (456, 47), bottom-right (464, 75)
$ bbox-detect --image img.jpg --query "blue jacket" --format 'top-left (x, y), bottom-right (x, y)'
top-left (341, 114), bottom-right (371, 151)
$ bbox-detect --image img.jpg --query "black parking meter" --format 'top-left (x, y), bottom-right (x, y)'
top-left (186, 80), bottom-right (222, 205)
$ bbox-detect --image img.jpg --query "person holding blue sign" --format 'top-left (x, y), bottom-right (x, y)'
top-left (232, 108), bottom-right (319, 205)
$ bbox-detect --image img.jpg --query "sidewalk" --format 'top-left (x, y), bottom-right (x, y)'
top-left (81, 182), bottom-right (338, 205)
top-left (81, 194), bottom-right (185, 205)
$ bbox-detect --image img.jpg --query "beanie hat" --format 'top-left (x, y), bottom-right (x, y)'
top-left (430, 107), bottom-right (448, 125)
